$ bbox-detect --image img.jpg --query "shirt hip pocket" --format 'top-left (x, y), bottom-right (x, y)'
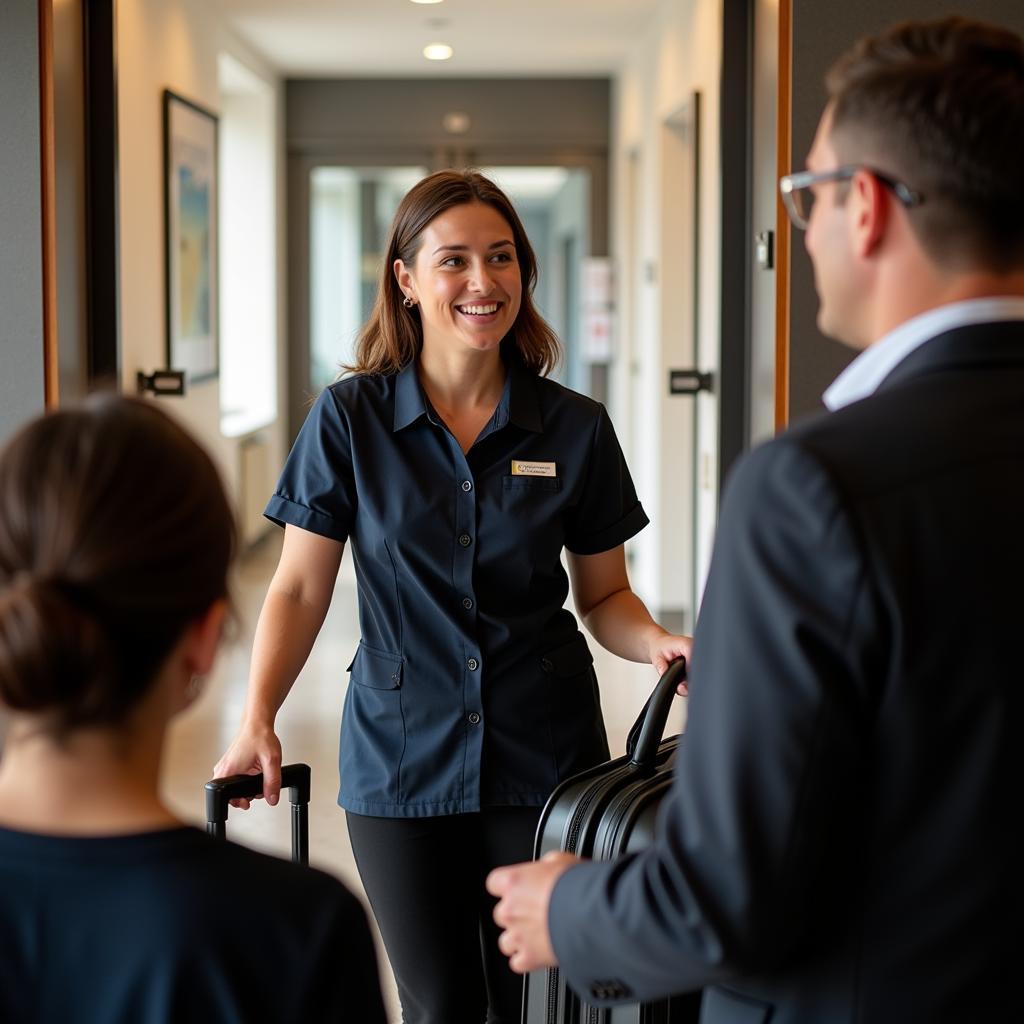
top-left (341, 643), bottom-right (406, 805)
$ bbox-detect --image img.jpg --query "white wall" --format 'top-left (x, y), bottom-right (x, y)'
top-left (610, 0), bottom-right (723, 622)
top-left (219, 61), bottom-right (278, 440)
top-left (116, 0), bottom-right (287, 530)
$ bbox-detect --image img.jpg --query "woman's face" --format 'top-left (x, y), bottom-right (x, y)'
top-left (395, 201), bottom-right (523, 357)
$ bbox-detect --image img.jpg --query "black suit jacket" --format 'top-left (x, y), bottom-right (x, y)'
top-left (551, 321), bottom-right (1024, 1022)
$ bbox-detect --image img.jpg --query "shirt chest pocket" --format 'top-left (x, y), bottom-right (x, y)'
top-left (497, 475), bottom-right (567, 561)
top-left (502, 475), bottom-right (562, 495)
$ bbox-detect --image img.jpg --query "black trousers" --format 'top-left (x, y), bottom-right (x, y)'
top-left (347, 806), bottom-right (542, 1024)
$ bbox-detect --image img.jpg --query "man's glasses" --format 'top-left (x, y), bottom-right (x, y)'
top-left (779, 166), bottom-right (924, 229)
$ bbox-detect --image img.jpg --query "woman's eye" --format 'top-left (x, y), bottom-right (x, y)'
top-left (441, 256), bottom-right (463, 267)
top-left (491, 252), bottom-right (514, 263)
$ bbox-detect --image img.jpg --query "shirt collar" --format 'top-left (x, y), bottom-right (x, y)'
top-left (392, 350), bottom-right (544, 434)
top-left (823, 297), bottom-right (1024, 411)
top-left (393, 360), bottom-right (428, 431)
top-left (506, 353), bottom-right (543, 433)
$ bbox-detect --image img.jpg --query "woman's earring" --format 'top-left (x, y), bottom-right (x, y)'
top-left (185, 674), bottom-right (205, 703)
top-left (403, 296), bottom-right (414, 308)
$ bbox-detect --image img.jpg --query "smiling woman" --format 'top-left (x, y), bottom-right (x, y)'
top-left (347, 169), bottom-right (560, 378)
top-left (396, 202), bottom-right (522, 359)
top-left (213, 169), bottom-right (691, 1024)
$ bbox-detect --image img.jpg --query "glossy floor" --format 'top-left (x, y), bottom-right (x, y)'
top-left (162, 532), bottom-right (686, 1022)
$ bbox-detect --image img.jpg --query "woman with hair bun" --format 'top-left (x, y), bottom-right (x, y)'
top-left (215, 169), bottom-right (691, 1023)
top-left (0, 396), bottom-right (386, 1024)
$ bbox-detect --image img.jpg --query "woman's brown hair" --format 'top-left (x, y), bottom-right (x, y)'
top-left (345, 169), bottom-right (562, 377)
top-left (0, 395), bottom-right (235, 735)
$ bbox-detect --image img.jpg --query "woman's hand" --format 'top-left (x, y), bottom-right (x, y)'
top-left (647, 631), bottom-right (693, 694)
top-left (212, 721), bottom-right (283, 809)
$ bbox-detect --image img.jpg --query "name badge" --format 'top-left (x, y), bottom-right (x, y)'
top-left (511, 460), bottom-right (557, 478)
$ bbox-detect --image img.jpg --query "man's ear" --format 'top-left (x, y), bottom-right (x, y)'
top-left (848, 169), bottom-right (889, 258)
top-left (185, 599), bottom-right (228, 678)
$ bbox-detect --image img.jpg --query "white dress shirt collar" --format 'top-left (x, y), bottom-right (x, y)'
top-left (823, 297), bottom-right (1024, 411)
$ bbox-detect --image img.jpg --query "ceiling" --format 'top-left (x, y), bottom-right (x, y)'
top-left (212, 0), bottom-right (660, 77)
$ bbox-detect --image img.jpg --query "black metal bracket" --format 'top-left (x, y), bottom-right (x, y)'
top-left (668, 369), bottom-right (714, 395)
top-left (136, 369), bottom-right (186, 397)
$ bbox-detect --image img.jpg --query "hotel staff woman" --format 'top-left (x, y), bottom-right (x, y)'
top-left (214, 170), bottom-right (690, 1024)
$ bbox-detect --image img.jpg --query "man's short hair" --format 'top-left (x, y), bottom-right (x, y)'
top-left (826, 17), bottom-right (1024, 272)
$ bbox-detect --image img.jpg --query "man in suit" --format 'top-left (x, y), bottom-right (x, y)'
top-left (487, 16), bottom-right (1024, 1021)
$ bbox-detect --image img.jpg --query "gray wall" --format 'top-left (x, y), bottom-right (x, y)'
top-left (53, 0), bottom-right (89, 403)
top-left (1, 0), bottom-right (46, 441)
top-left (786, 1), bottom-right (1024, 422)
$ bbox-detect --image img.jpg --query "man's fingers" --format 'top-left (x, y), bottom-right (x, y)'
top-left (486, 866), bottom-right (512, 897)
top-left (497, 928), bottom-right (517, 956)
top-left (509, 949), bottom-right (536, 975)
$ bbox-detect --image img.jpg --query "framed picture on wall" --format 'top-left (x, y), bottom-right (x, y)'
top-left (163, 89), bottom-right (218, 383)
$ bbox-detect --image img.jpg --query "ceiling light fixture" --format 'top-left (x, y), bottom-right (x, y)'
top-left (410, 0), bottom-right (444, 5)
top-left (443, 111), bottom-right (471, 135)
top-left (423, 43), bottom-right (454, 61)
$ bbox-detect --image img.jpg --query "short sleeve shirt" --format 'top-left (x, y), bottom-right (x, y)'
top-left (266, 355), bottom-right (649, 816)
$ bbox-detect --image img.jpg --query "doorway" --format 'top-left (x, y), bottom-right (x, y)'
top-left (303, 163), bottom-right (593, 408)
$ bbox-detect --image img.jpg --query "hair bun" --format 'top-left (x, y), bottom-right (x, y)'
top-left (0, 573), bottom-right (113, 718)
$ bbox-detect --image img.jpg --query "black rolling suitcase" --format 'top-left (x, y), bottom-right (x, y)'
top-left (205, 762), bottom-right (312, 864)
top-left (523, 661), bottom-right (702, 1024)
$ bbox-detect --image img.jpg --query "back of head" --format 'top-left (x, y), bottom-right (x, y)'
top-left (0, 396), bottom-right (235, 735)
top-left (826, 17), bottom-right (1024, 272)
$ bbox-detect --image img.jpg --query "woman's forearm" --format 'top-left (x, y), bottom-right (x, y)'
top-left (579, 588), bottom-right (669, 664)
top-left (242, 585), bottom-right (333, 727)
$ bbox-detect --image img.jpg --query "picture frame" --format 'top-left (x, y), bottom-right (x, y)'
top-left (163, 89), bottom-right (219, 383)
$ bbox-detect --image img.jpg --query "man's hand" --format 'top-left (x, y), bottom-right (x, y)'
top-left (486, 851), bottom-right (582, 974)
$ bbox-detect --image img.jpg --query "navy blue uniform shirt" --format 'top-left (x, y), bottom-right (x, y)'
top-left (266, 354), bottom-right (649, 817)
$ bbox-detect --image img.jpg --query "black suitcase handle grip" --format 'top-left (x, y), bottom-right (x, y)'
top-left (626, 659), bottom-right (687, 773)
top-left (204, 763), bottom-right (311, 864)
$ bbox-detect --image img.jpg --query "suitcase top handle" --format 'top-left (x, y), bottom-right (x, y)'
top-left (204, 763), bottom-right (312, 825)
top-left (626, 659), bottom-right (687, 773)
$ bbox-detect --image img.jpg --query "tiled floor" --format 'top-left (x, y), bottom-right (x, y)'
top-left (162, 532), bottom-right (686, 1022)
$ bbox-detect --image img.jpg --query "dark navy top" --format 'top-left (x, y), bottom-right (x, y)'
top-left (266, 353), bottom-right (649, 817)
top-left (0, 826), bottom-right (386, 1023)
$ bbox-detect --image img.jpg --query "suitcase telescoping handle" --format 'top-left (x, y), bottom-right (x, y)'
top-left (626, 658), bottom-right (688, 774)
top-left (204, 762), bottom-right (311, 865)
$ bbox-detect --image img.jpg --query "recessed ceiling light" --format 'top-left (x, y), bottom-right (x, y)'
top-left (442, 111), bottom-right (471, 134)
top-left (423, 43), bottom-right (453, 61)
top-left (410, 0), bottom-right (444, 5)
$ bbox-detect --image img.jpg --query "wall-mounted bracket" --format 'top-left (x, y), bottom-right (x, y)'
top-left (136, 369), bottom-right (185, 397)
top-left (668, 368), bottom-right (714, 395)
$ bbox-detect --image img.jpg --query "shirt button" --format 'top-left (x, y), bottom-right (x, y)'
top-left (461, 480), bottom-right (473, 492)
top-left (459, 533), bottom-right (472, 547)
top-left (467, 657), bottom-right (479, 671)
top-left (468, 712), bottom-right (481, 725)
top-left (462, 597), bottom-right (473, 610)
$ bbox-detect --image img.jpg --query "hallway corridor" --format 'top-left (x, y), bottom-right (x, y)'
top-left (161, 531), bottom-right (685, 1021)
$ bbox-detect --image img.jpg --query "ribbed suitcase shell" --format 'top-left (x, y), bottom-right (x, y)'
top-left (522, 662), bottom-right (702, 1024)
